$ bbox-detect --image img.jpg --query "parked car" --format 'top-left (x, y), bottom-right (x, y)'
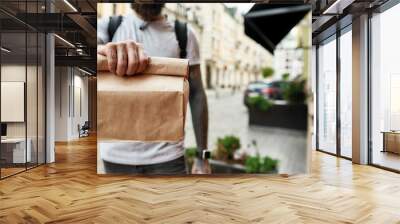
top-left (244, 81), bottom-right (288, 105)
top-left (243, 81), bottom-right (269, 106)
top-left (263, 81), bottom-right (289, 100)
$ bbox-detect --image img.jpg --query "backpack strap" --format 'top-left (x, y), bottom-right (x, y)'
top-left (108, 15), bottom-right (123, 42)
top-left (174, 20), bottom-right (187, 59)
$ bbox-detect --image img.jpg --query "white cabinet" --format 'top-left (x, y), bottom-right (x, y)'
top-left (1, 138), bottom-right (32, 163)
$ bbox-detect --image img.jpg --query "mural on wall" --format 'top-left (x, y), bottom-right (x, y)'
top-left (96, 3), bottom-right (311, 175)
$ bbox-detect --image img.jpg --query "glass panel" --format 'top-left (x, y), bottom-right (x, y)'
top-left (0, 0), bottom-right (46, 178)
top-left (371, 4), bottom-right (400, 171)
top-left (26, 0), bottom-right (42, 169)
top-left (1, 23), bottom-right (28, 177)
top-left (340, 29), bottom-right (352, 158)
top-left (38, 32), bottom-right (45, 165)
top-left (27, 31), bottom-right (38, 169)
top-left (317, 37), bottom-right (337, 154)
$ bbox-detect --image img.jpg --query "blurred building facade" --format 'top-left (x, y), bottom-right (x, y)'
top-left (97, 3), bottom-right (273, 89)
top-left (273, 30), bottom-right (303, 80)
top-left (273, 13), bottom-right (310, 81)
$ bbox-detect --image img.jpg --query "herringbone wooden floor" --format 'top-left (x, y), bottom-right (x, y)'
top-left (1, 136), bottom-right (400, 224)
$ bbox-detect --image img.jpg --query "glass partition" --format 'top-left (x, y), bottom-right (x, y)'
top-left (317, 36), bottom-right (337, 154)
top-left (339, 28), bottom-right (352, 158)
top-left (26, 0), bottom-right (46, 169)
top-left (0, 0), bottom-right (46, 179)
top-left (1, 30), bottom-right (28, 178)
top-left (38, 32), bottom-right (45, 165)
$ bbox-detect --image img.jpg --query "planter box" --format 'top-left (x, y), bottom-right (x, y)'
top-left (185, 158), bottom-right (246, 174)
top-left (209, 159), bottom-right (246, 174)
top-left (185, 158), bottom-right (278, 174)
top-left (248, 103), bottom-right (307, 130)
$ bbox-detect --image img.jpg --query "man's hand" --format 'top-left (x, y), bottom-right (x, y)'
top-left (97, 40), bottom-right (149, 76)
top-left (191, 158), bottom-right (211, 174)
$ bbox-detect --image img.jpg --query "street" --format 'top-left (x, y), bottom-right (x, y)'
top-left (184, 89), bottom-right (307, 174)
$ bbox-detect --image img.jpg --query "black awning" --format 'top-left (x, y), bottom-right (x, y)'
top-left (244, 4), bottom-right (311, 54)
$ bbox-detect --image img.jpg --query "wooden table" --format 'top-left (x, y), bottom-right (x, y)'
top-left (381, 131), bottom-right (400, 154)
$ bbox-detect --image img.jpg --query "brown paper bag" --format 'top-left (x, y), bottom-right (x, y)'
top-left (97, 54), bottom-right (189, 142)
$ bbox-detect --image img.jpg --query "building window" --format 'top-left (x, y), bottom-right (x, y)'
top-left (317, 36), bottom-right (337, 154)
top-left (370, 3), bottom-right (400, 171)
top-left (339, 28), bottom-right (352, 158)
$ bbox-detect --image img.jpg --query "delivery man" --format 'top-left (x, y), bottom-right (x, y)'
top-left (97, 3), bottom-right (210, 174)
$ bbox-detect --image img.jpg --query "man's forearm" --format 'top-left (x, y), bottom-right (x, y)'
top-left (188, 65), bottom-right (209, 151)
top-left (190, 87), bottom-right (208, 150)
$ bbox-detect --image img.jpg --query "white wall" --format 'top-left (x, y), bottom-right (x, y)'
top-left (71, 73), bottom-right (89, 138)
top-left (54, 67), bottom-right (89, 141)
top-left (1, 65), bottom-right (26, 136)
top-left (1, 65), bottom-right (37, 138)
top-left (55, 66), bottom-right (68, 141)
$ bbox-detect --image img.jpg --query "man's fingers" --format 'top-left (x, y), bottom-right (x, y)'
top-left (105, 44), bottom-right (117, 74)
top-left (126, 42), bottom-right (139, 75)
top-left (116, 43), bottom-right (127, 76)
top-left (100, 41), bottom-right (148, 76)
top-left (97, 45), bottom-right (107, 56)
top-left (137, 45), bottom-right (149, 73)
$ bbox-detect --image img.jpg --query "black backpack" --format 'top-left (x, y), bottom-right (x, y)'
top-left (107, 16), bottom-right (187, 58)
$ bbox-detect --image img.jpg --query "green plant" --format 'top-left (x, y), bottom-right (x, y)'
top-left (185, 147), bottom-right (197, 171)
top-left (260, 157), bottom-right (279, 173)
top-left (215, 135), bottom-right (241, 161)
top-left (185, 147), bottom-right (197, 159)
top-left (261, 67), bottom-right (274, 79)
top-left (245, 155), bottom-right (261, 173)
top-left (282, 73), bottom-right (290, 81)
top-left (245, 155), bottom-right (278, 173)
top-left (247, 95), bottom-right (273, 111)
top-left (283, 79), bottom-right (306, 104)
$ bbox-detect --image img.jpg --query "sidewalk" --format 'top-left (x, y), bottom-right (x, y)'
top-left (184, 88), bottom-right (307, 174)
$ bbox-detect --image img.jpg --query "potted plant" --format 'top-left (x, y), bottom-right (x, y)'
top-left (208, 135), bottom-right (246, 173)
top-left (246, 78), bottom-right (308, 130)
top-left (246, 95), bottom-right (273, 111)
top-left (245, 154), bottom-right (279, 174)
top-left (214, 135), bottom-right (241, 161)
top-left (184, 147), bottom-right (197, 173)
top-left (283, 79), bottom-right (306, 104)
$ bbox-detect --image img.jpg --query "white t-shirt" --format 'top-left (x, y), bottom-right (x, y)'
top-left (97, 11), bottom-right (200, 165)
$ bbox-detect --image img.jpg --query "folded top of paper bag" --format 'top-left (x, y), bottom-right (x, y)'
top-left (97, 54), bottom-right (189, 77)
